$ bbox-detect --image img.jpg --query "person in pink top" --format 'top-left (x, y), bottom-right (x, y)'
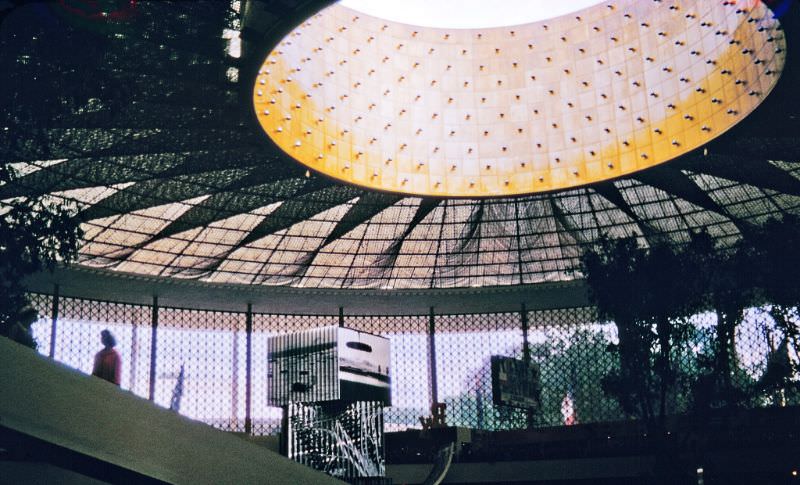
top-left (92, 329), bottom-right (121, 386)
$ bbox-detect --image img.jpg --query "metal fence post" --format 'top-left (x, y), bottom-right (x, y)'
top-left (129, 323), bottom-right (138, 393)
top-left (148, 295), bottom-right (158, 402)
top-left (521, 303), bottom-right (530, 365)
top-left (232, 325), bottom-right (239, 429)
top-left (48, 284), bottom-right (59, 359)
top-left (521, 303), bottom-right (537, 429)
top-left (245, 303), bottom-right (253, 435)
top-left (428, 306), bottom-right (438, 406)
top-left (338, 306), bottom-right (345, 327)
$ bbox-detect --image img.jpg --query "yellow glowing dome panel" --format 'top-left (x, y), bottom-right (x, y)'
top-left (253, 0), bottom-right (786, 197)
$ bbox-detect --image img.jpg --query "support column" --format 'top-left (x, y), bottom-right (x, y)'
top-left (232, 327), bottom-right (239, 427)
top-left (129, 323), bottom-right (138, 393)
top-left (148, 296), bottom-right (159, 402)
top-left (428, 306), bottom-right (438, 406)
top-left (521, 303), bottom-right (535, 429)
top-left (245, 303), bottom-right (253, 435)
top-left (521, 303), bottom-right (530, 365)
top-left (49, 284), bottom-right (59, 359)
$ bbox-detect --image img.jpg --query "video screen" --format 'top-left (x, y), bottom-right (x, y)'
top-left (268, 326), bottom-right (391, 405)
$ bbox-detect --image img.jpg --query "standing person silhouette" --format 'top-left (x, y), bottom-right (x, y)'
top-left (92, 329), bottom-right (121, 386)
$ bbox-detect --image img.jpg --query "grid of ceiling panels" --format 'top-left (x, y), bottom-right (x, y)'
top-left (1, 1), bottom-right (799, 290)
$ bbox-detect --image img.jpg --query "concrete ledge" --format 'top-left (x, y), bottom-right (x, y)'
top-left (0, 337), bottom-right (342, 484)
top-left (25, 265), bottom-right (591, 315)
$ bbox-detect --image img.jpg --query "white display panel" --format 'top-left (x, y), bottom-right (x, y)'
top-left (268, 326), bottom-right (391, 405)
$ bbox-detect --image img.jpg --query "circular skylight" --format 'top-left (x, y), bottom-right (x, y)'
top-left (338, 0), bottom-right (607, 29)
top-left (254, 0), bottom-right (785, 197)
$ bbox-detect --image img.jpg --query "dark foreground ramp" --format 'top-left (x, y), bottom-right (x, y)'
top-left (0, 338), bottom-right (342, 484)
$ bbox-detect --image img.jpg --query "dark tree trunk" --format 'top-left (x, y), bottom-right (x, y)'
top-left (656, 315), bottom-right (672, 423)
top-left (715, 306), bottom-right (742, 405)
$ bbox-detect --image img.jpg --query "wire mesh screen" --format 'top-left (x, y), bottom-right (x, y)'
top-left (156, 307), bottom-right (245, 431)
top-left (36, 296), bottom-right (152, 397)
top-left (26, 292), bottom-right (800, 435)
top-left (527, 307), bottom-right (622, 426)
top-left (346, 314), bottom-right (431, 432)
top-left (27, 292), bottom-right (53, 356)
top-left (435, 311), bottom-right (527, 430)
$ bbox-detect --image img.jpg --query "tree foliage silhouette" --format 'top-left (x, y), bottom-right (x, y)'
top-left (0, 164), bottom-right (83, 348)
top-left (581, 218), bottom-right (800, 423)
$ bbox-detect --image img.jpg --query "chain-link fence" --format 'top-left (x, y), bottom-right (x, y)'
top-left (347, 314), bottom-right (430, 432)
top-left (26, 293), bottom-right (800, 435)
top-left (155, 307), bottom-right (245, 431)
top-left (29, 293), bottom-right (152, 398)
top-left (435, 311), bottom-right (526, 430)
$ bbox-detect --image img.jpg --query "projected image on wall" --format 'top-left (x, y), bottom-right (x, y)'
top-left (268, 326), bottom-right (391, 406)
top-left (339, 328), bottom-right (390, 404)
top-left (268, 326), bottom-right (340, 405)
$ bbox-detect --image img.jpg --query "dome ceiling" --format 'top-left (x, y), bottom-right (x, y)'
top-left (1, 0), bottom-right (799, 290)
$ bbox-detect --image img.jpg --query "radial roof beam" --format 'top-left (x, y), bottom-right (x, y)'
top-left (287, 191), bottom-right (402, 279)
top-left (74, 172), bottom-right (311, 265)
top-left (151, 177), bottom-right (313, 241)
top-left (428, 200), bottom-right (449, 289)
top-left (634, 165), bottom-right (755, 236)
top-left (375, 198), bottom-right (442, 277)
top-left (631, 166), bottom-right (731, 218)
top-left (685, 153), bottom-right (800, 197)
top-left (78, 169), bottom-right (248, 217)
top-left (320, 191), bottom-right (401, 247)
top-left (0, 150), bottom-right (280, 200)
top-left (592, 181), bottom-right (659, 243)
top-left (149, 182), bottom-right (362, 278)
top-left (548, 195), bottom-right (588, 247)
top-left (454, 200), bottom-right (485, 254)
top-left (1, 157), bottom-right (178, 200)
top-left (236, 184), bottom-right (362, 249)
top-left (79, 168), bottom-right (262, 221)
